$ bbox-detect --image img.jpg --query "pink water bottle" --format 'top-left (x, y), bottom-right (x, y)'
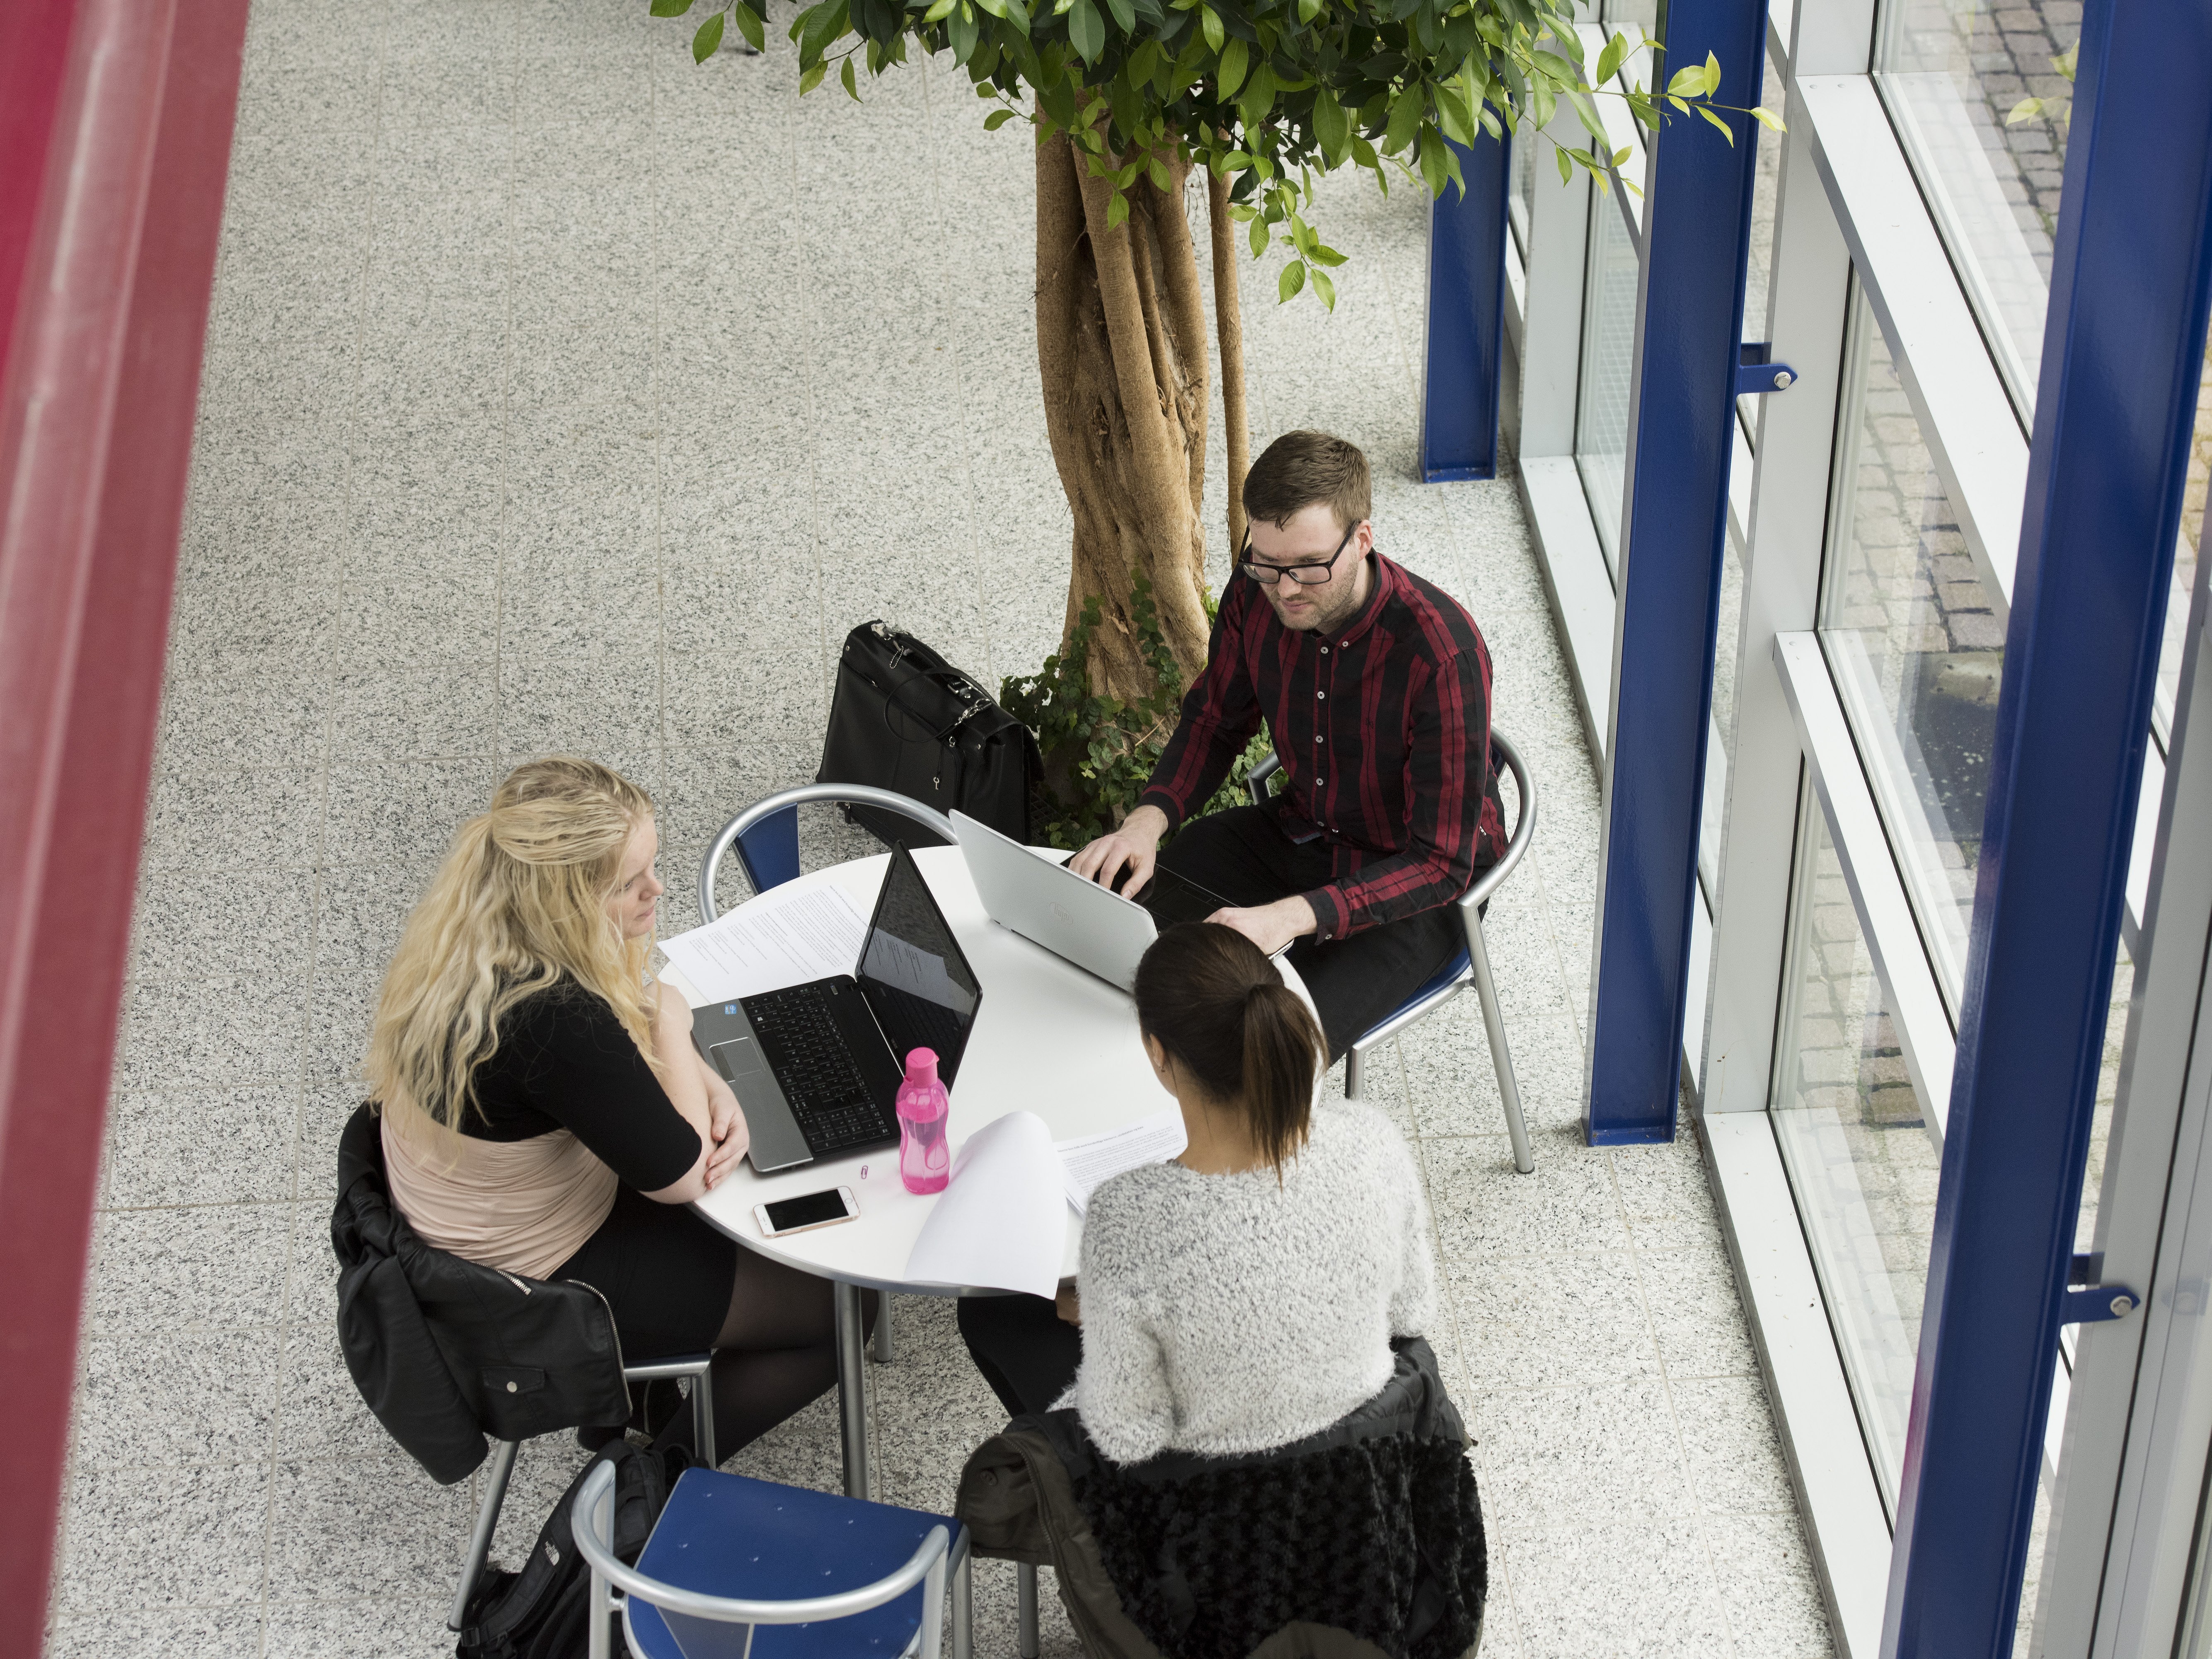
top-left (896, 1048), bottom-right (951, 1195)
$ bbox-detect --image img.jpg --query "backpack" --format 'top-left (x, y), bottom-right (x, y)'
top-left (454, 1440), bottom-right (687, 1659)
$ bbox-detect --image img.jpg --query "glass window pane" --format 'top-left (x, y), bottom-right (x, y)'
top-left (1509, 130), bottom-right (1533, 253)
top-left (2168, 339), bottom-right (2212, 715)
top-left (1575, 189), bottom-right (1639, 574)
top-left (1741, 47), bottom-right (1784, 347)
top-left (1602, 0), bottom-right (1663, 40)
top-left (1820, 285), bottom-right (2001, 1004)
top-left (1877, 0), bottom-right (2073, 411)
top-left (1735, 48), bottom-right (1786, 442)
top-left (1771, 796), bottom-right (1936, 1514)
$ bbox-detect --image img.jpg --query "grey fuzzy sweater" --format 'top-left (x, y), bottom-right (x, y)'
top-left (1060, 1100), bottom-right (1439, 1466)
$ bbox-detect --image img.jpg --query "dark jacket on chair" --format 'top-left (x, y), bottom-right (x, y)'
top-left (954, 1338), bottom-right (1486, 1659)
top-left (331, 1103), bottom-right (632, 1485)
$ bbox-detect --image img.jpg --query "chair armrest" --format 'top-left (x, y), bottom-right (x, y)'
top-left (1244, 752), bottom-right (1281, 809)
top-left (1459, 730), bottom-right (1536, 917)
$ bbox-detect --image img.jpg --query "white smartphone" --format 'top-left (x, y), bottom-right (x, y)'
top-left (754, 1187), bottom-right (861, 1238)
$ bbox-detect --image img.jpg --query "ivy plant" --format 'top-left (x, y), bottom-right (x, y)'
top-left (653, 0), bottom-right (1780, 308)
top-left (999, 576), bottom-right (1271, 846)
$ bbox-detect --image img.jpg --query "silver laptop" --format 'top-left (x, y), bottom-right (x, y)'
top-left (950, 809), bottom-right (1236, 991)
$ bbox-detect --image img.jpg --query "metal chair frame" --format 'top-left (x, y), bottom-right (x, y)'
top-left (448, 1354), bottom-right (716, 1632)
top-left (1246, 728), bottom-right (1538, 1173)
top-left (573, 1460), bottom-right (972, 1659)
top-left (697, 782), bottom-right (959, 927)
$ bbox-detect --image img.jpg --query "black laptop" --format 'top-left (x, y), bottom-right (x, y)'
top-left (688, 843), bottom-right (983, 1174)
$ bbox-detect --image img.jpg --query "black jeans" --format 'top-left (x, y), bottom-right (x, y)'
top-left (1157, 805), bottom-right (1464, 1061)
top-left (957, 1292), bottom-right (1083, 1420)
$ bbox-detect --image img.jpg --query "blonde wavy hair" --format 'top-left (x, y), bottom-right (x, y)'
top-left (365, 757), bottom-right (662, 1134)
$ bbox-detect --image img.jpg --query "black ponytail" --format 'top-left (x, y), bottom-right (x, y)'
top-left (1133, 923), bottom-right (1326, 1174)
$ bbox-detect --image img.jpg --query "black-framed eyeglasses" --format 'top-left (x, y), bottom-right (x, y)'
top-left (1239, 520), bottom-right (1362, 585)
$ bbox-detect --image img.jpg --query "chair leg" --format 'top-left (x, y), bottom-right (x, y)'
top-left (1467, 917), bottom-right (1534, 1174)
top-left (692, 1366), bottom-right (717, 1471)
top-left (1344, 1045), bottom-right (1365, 1100)
top-left (1016, 1560), bottom-right (1040, 1659)
top-left (951, 1543), bottom-right (973, 1659)
top-left (871, 1293), bottom-right (894, 1364)
top-left (448, 1438), bottom-right (519, 1631)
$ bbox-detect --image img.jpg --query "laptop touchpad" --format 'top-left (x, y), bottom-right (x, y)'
top-left (709, 1036), bottom-right (772, 1084)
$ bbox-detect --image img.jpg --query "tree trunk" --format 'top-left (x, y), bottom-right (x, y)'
top-left (1036, 129), bottom-right (1225, 704)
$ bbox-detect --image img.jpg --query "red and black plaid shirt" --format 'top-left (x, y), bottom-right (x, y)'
top-left (1141, 550), bottom-right (1507, 942)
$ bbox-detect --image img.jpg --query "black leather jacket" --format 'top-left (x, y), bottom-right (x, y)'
top-left (331, 1104), bottom-right (632, 1485)
top-left (957, 1339), bottom-right (1487, 1659)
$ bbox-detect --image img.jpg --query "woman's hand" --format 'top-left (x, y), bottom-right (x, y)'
top-left (701, 1059), bottom-right (749, 1187)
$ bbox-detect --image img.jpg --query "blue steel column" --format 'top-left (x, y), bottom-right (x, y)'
top-left (1582, 0), bottom-right (1764, 1143)
top-left (1419, 132), bottom-right (1510, 482)
top-left (1882, 2), bottom-right (2212, 1653)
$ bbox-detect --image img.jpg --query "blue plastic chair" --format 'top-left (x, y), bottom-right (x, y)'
top-left (573, 1461), bottom-right (971, 1659)
top-left (1247, 728), bottom-right (1537, 1173)
top-left (697, 784), bottom-right (959, 921)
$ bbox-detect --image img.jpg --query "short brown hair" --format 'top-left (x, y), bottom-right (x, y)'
top-left (1241, 430), bottom-right (1372, 535)
top-left (1133, 923), bottom-right (1325, 1176)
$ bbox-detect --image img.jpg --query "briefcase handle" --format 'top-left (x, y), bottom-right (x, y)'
top-left (879, 659), bottom-right (989, 746)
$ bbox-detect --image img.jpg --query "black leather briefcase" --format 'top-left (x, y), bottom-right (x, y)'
top-left (818, 621), bottom-right (1042, 850)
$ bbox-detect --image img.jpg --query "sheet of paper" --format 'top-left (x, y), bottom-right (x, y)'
top-left (1056, 1108), bottom-right (1188, 1214)
top-left (904, 1110), bottom-right (1066, 1298)
top-left (657, 884), bottom-right (867, 1004)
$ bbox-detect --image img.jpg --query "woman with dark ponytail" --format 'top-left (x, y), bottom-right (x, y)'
top-left (956, 922), bottom-right (1439, 1464)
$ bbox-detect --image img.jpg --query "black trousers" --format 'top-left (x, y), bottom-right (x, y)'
top-left (957, 1292), bottom-right (1083, 1420)
top-left (1157, 805), bottom-right (1464, 1062)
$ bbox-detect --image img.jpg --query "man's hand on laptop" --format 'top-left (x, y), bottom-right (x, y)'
top-left (1070, 804), bottom-right (1169, 895)
top-left (1206, 895), bottom-right (1317, 957)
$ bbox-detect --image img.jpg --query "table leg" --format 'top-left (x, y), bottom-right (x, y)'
top-left (834, 1279), bottom-right (869, 1498)
top-left (871, 1294), bottom-right (894, 1364)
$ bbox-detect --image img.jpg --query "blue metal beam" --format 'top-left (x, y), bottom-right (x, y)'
top-left (1583, 0), bottom-right (1766, 1144)
top-left (1419, 131), bottom-right (1510, 482)
top-left (1883, 2), bottom-right (2212, 1653)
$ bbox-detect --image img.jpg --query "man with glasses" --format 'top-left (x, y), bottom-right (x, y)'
top-left (1071, 428), bottom-right (1508, 1062)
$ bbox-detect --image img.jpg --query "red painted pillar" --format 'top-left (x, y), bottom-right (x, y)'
top-left (0, 0), bottom-right (248, 1642)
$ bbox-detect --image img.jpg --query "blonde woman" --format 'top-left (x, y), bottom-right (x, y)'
top-left (367, 757), bottom-right (854, 1458)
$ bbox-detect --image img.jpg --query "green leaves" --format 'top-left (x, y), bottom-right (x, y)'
top-left (1216, 34), bottom-right (1248, 96)
top-left (1594, 27), bottom-right (1626, 85)
top-left (1382, 85), bottom-right (1422, 154)
top-left (1068, 0), bottom-right (1104, 62)
top-left (1416, 123), bottom-right (1449, 195)
top-left (1279, 259), bottom-right (1306, 301)
top-left (649, 0), bottom-right (1763, 313)
top-left (1312, 85), bottom-right (1350, 164)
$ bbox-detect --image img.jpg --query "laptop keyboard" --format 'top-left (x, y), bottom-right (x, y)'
top-left (742, 984), bottom-right (895, 1156)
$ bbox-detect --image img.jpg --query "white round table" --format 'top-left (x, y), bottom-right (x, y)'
top-left (658, 842), bottom-right (1314, 1495)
